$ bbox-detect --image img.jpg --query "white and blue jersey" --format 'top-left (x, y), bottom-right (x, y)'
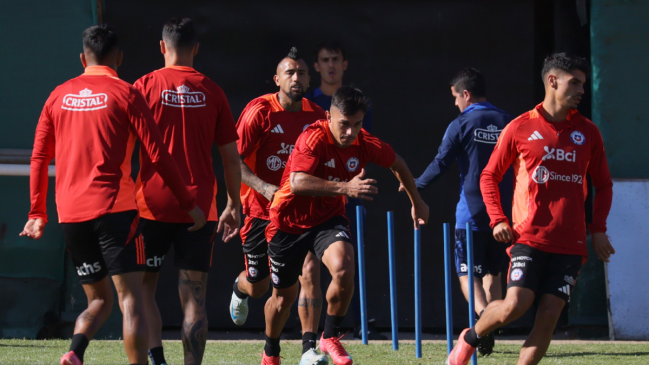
top-left (415, 102), bottom-right (513, 231)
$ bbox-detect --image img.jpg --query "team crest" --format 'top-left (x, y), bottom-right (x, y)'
top-left (248, 267), bottom-right (258, 278)
top-left (271, 273), bottom-right (280, 285)
top-left (511, 268), bottom-right (523, 281)
top-left (570, 131), bottom-right (585, 145)
top-left (346, 157), bottom-right (360, 172)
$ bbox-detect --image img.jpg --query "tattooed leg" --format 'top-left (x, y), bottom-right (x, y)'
top-left (179, 269), bottom-right (209, 365)
top-left (75, 276), bottom-right (115, 339)
top-left (298, 252), bottom-right (323, 333)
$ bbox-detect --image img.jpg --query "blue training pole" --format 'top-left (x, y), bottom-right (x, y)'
top-left (387, 212), bottom-right (399, 350)
top-left (443, 223), bottom-right (454, 355)
top-left (414, 226), bottom-right (422, 358)
top-left (466, 222), bottom-right (478, 365)
top-left (356, 206), bottom-right (369, 345)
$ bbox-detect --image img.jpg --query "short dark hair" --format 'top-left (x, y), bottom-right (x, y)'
top-left (450, 68), bottom-right (486, 98)
top-left (286, 47), bottom-right (301, 61)
top-left (82, 24), bottom-right (119, 61)
top-left (541, 52), bottom-right (590, 80)
top-left (331, 86), bottom-right (368, 115)
top-left (315, 41), bottom-right (345, 60)
top-left (162, 17), bottom-right (197, 49)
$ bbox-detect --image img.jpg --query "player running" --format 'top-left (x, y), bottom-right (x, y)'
top-left (448, 53), bottom-right (614, 365)
top-left (133, 18), bottom-right (241, 365)
top-left (21, 25), bottom-right (205, 365)
top-left (229, 47), bottom-right (329, 365)
top-left (260, 86), bottom-right (429, 365)
top-left (404, 68), bottom-right (513, 355)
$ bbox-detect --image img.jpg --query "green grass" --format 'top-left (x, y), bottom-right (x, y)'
top-left (1, 339), bottom-right (648, 364)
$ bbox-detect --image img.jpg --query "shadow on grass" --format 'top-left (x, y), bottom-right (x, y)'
top-left (0, 343), bottom-right (58, 348)
top-left (489, 350), bottom-right (649, 358)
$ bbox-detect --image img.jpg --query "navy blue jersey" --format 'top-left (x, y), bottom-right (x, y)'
top-left (415, 102), bottom-right (513, 231)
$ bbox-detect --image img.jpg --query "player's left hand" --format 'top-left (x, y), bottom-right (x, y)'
top-left (398, 183), bottom-right (405, 192)
top-left (412, 200), bottom-right (429, 229)
top-left (19, 218), bottom-right (46, 240)
top-left (218, 204), bottom-right (241, 242)
top-left (592, 232), bottom-right (615, 263)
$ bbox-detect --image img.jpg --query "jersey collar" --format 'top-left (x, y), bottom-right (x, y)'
top-left (531, 102), bottom-right (580, 125)
top-left (163, 65), bottom-right (196, 72)
top-left (269, 92), bottom-right (315, 112)
top-left (83, 65), bottom-right (119, 78)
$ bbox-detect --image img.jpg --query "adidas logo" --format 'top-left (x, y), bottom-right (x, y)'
top-left (271, 125), bottom-right (285, 134)
top-left (528, 131), bottom-right (543, 141)
top-left (324, 159), bottom-right (335, 168)
top-left (558, 285), bottom-right (571, 296)
top-left (336, 231), bottom-right (350, 239)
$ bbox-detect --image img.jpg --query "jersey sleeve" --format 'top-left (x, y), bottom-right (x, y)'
top-left (480, 121), bottom-right (518, 228)
top-left (587, 127), bottom-right (613, 234)
top-left (363, 131), bottom-right (396, 168)
top-left (415, 120), bottom-right (462, 189)
top-left (213, 87), bottom-right (238, 146)
top-left (236, 101), bottom-right (268, 157)
top-left (127, 87), bottom-right (196, 212)
top-left (290, 129), bottom-right (323, 175)
top-left (28, 99), bottom-right (56, 222)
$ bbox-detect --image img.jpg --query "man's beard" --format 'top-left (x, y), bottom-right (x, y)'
top-left (284, 88), bottom-right (304, 102)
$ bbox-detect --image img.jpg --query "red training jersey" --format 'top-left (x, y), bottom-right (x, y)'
top-left (29, 66), bottom-right (195, 223)
top-left (480, 103), bottom-right (613, 256)
top-left (237, 93), bottom-right (326, 220)
top-left (267, 120), bottom-right (396, 239)
top-left (133, 66), bottom-right (238, 223)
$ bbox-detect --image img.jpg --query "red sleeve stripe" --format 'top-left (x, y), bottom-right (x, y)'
top-left (306, 129), bottom-right (325, 150)
top-left (240, 102), bottom-right (266, 126)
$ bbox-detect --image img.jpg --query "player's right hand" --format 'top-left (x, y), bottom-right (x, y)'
top-left (19, 218), bottom-right (46, 240)
top-left (493, 221), bottom-right (513, 243)
top-left (187, 206), bottom-right (207, 232)
top-left (262, 184), bottom-right (279, 202)
top-left (345, 168), bottom-right (378, 201)
top-left (592, 232), bottom-right (615, 263)
top-left (412, 200), bottom-right (429, 229)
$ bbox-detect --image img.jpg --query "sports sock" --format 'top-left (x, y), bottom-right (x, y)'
top-left (302, 332), bottom-right (317, 354)
top-left (69, 333), bottom-right (89, 362)
top-left (233, 281), bottom-right (249, 299)
top-left (464, 328), bottom-right (481, 348)
top-left (148, 346), bottom-right (166, 365)
top-left (323, 314), bottom-right (345, 339)
top-left (264, 335), bottom-right (281, 357)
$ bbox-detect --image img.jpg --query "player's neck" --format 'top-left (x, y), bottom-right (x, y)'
top-left (540, 97), bottom-right (569, 122)
top-left (277, 92), bottom-right (302, 112)
top-left (164, 53), bottom-right (194, 68)
top-left (319, 81), bottom-right (341, 97)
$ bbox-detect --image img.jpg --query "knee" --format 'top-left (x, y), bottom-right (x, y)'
top-left (88, 296), bottom-right (114, 318)
top-left (247, 279), bottom-right (270, 299)
top-left (330, 262), bottom-right (354, 285)
top-left (271, 293), bottom-right (296, 314)
top-left (500, 298), bottom-right (529, 322)
top-left (536, 305), bottom-right (563, 332)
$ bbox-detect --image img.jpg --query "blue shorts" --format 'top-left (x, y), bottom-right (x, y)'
top-left (454, 228), bottom-right (509, 278)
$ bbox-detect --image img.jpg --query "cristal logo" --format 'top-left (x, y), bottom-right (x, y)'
top-left (161, 84), bottom-right (206, 108)
top-left (474, 124), bottom-right (502, 144)
top-left (76, 261), bottom-right (102, 276)
top-left (62, 88), bottom-right (108, 111)
top-left (542, 146), bottom-right (576, 162)
top-left (146, 255), bottom-right (165, 267)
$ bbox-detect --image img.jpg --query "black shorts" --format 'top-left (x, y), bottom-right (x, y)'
top-left (141, 219), bottom-right (217, 273)
top-left (240, 216), bottom-right (271, 283)
top-left (455, 229), bottom-right (509, 278)
top-left (267, 216), bottom-right (352, 289)
top-left (506, 243), bottom-right (583, 302)
top-left (61, 210), bottom-right (144, 284)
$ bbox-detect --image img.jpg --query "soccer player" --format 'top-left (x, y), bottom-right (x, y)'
top-left (304, 41), bottom-right (383, 340)
top-left (229, 48), bottom-right (329, 365)
top-left (133, 18), bottom-right (241, 365)
top-left (448, 53), bottom-right (614, 365)
top-left (260, 86), bottom-right (429, 365)
top-left (403, 68), bottom-right (513, 355)
top-left (20, 25), bottom-right (205, 365)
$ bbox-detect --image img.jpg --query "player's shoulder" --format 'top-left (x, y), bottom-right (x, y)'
top-left (244, 94), bottom-right (275, 112)
top-left (302, 98), bottom-right (326, 115)
top-left (299, 120), bottom-right (329, 149)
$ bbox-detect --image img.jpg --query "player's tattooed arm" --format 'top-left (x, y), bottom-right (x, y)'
top-left (179, 270), bottom-right (208, 364)
top-left (240, 155), bottom-right (278, 202)
top-left (390, 154), bottom-right (429, 228)
top-left (290, 168), bottom-right (378, 199)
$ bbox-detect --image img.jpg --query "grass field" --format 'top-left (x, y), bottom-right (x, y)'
top-left (1, 339), bottom-right (648, 364)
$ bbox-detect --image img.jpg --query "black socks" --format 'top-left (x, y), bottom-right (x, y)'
top-left (464, 328), bottom-right (481, 348)
top-left (69, 333), bottom-right (89, 363)
top-left (264, 335), bottom-right (281, 357)
top-left (302, 332), bottom-right (317, 354)
top-left (323, 314), bottom-right (345, 339)
top-left (233, 281), bottom-right (249, 299)
top-left (148, 346), bottom-right (167, 365)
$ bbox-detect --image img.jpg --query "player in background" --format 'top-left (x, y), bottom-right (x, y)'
top-left (21, 25), bottom-right (205, 365)
top-left (229, 48), bottom-right (329, 365)
top-left (448, 53), bottom-right (614, 365)
top-left (260, 87), bottom-right (429, 365)
top-left (304, 41), bottom-right (384, 340)
top-left (403, 68), bottom-right (513, 355)
top-left (133, 18), bottom-right (241, 365)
